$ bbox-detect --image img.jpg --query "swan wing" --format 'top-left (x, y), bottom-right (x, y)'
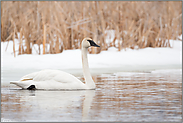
top-left (31, 69), bottom-right (82, 83)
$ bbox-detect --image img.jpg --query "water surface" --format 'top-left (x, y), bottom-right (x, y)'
top-left (1, 69), bottom-right (182, 122)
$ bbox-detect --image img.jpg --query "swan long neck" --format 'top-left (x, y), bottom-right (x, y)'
top-left (81, 47), bottom-right (96, 89)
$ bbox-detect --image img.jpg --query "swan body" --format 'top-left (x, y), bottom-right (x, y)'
top-left (10, 38), bottom-right (100, 90)
top-left (11, 69), bottom-right (87, 90)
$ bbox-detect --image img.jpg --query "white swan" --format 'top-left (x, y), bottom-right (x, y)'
top-left (10, 38), bottom-right (100, 90)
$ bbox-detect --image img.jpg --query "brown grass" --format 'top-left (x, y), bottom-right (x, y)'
top-left (1, 1), bottom-right (182, 55)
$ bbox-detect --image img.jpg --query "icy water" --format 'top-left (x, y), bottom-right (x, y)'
top-left (1, 69), bottom-right (182, 122)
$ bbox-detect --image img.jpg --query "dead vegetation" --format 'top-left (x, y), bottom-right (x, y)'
top-left (1, 1), bottom-right (182, 55)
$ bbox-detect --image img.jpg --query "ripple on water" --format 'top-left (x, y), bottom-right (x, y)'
top-left (1, 69), bottom-right (182, 122)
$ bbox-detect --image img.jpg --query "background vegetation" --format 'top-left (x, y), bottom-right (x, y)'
top-left (1, 1), bottom-right (182, 55)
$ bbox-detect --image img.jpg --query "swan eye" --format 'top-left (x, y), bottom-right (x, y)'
top-left (87, 40), bottom-right (100, 47)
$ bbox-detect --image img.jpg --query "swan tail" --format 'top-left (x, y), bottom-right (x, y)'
top-left (10, 81), bottom-right (24, 89)
top-left (10, 81), bottom-right (20, 85)
top-left (10, 81), bottom-right (34, 89)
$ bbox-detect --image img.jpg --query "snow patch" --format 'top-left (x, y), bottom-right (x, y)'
top-left (1, 35), bottom-right (182, 71)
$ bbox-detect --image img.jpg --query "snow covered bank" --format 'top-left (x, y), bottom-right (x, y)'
top-left (1, 38), bottom-right (182, 73)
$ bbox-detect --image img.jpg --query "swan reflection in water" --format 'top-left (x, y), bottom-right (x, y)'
top-left (11, 89), bottom-right (95, 121)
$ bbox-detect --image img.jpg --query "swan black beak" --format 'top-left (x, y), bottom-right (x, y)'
top-left (87, 40), bottom-right (100, 47)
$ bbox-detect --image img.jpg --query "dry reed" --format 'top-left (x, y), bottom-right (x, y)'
top-left (1, 1), bottom-right (182, 55)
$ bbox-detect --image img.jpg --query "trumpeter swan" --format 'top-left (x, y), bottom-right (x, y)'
top-left (10, 38), bottom-right (100, 90)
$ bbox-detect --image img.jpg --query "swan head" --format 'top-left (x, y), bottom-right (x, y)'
top-left (82, 38), bottom-right (100, 48)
